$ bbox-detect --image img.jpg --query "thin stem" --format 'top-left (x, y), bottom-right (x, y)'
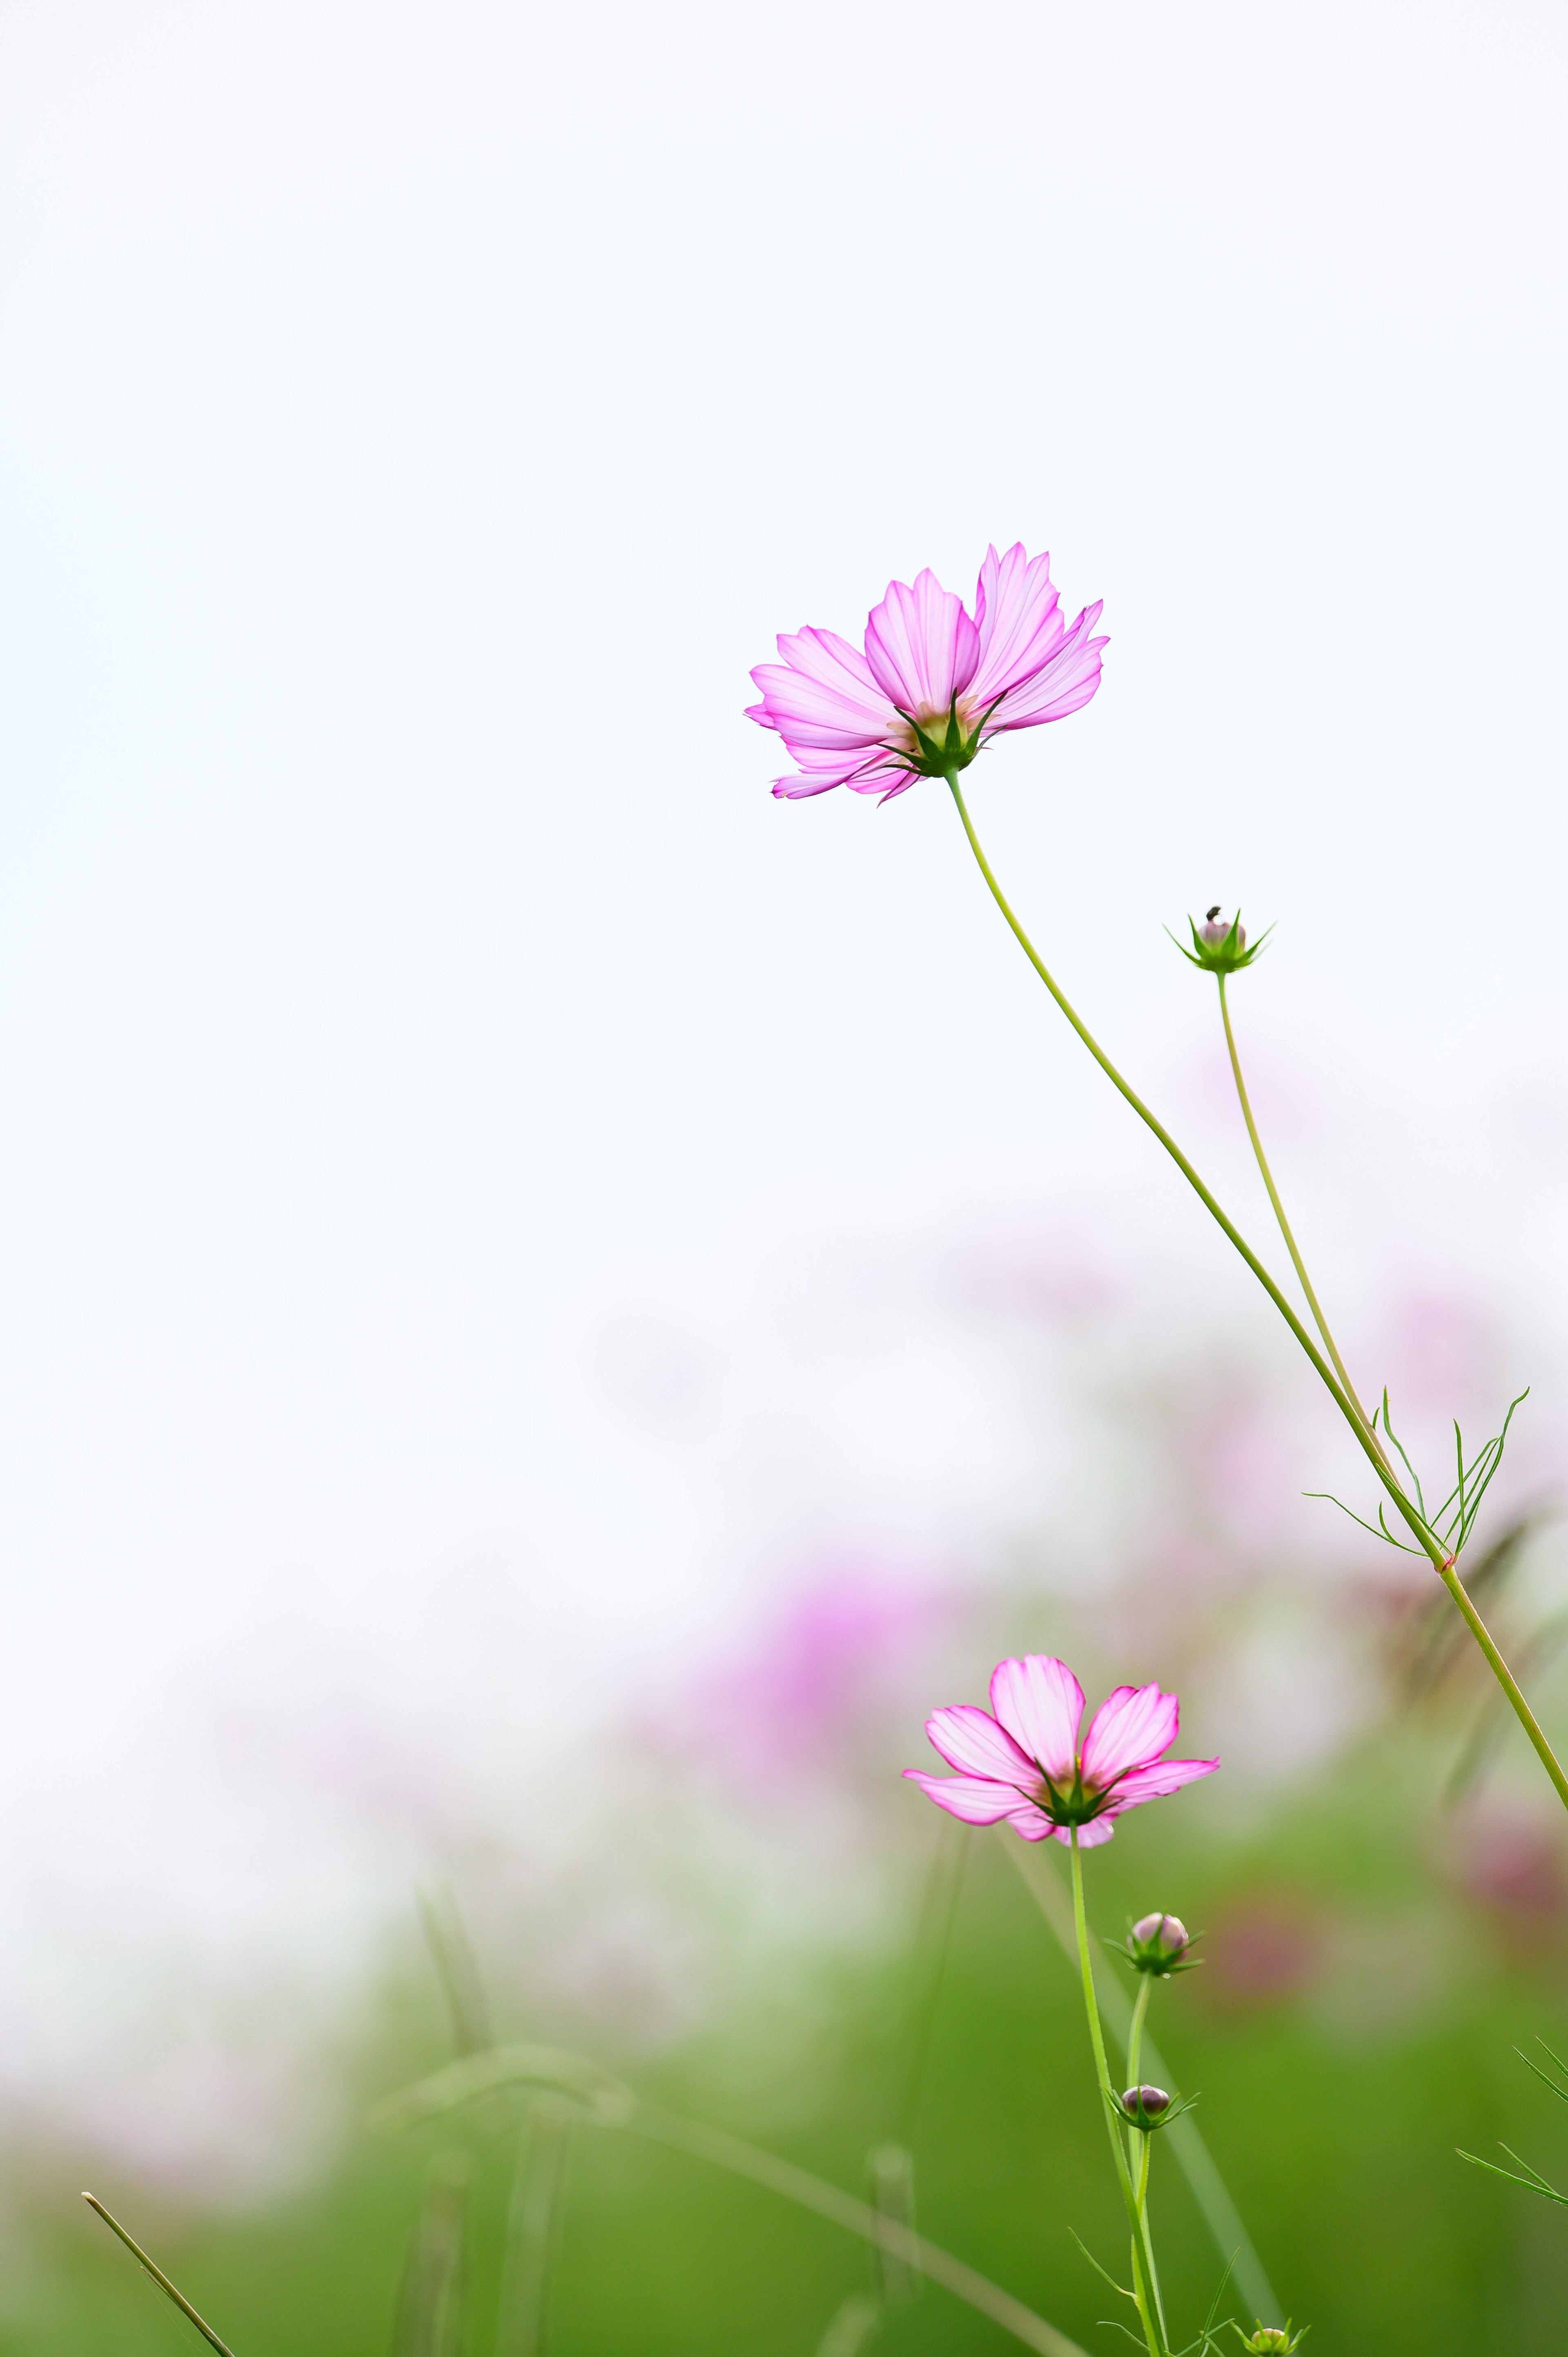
top-left (1121, 1980), bottom-right (1168, 2343)
top-left (83, 2195), bottom-right (238, 2357)
top-left (1001, 1837), bottom-right (1280, 2324)
top-left (1069, 1834), bottom-right (1165, 2357)
top-left (1215, 974), bottom-right (1382, 1455)
top-left (945, 773), bottom-right (1568, 1817)
top-left (1131, 2150), bottom-right (1155, 2347)
top-left (1125, 1976), bottom-right (1153, 2178)
top-left (1125, 1976), bottom-right (1151, 2093)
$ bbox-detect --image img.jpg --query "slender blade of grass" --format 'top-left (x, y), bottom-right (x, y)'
top-left (814, 2295), bottom-right (882, 2357)
top-left (392, 2151), bottom-right (471, 2357)
top-left (494, 2097), bottom-right (575, 2357)
top-left (81, 2193), bottom-right (238, 2357)
top-left (370, 2048), bottom-right (1090, 2357)
top-left (629, 2102), bottom-right (1091, 2357)
top-left (419, 1885), bottom-right (494, 2059)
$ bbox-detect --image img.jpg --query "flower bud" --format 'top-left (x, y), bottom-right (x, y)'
top-left (1125, 1912), bottom-right (1193, 1975)
top-left (1173, 906), bottom-right (1269, 977)
top-left (1120, 2085), bottom-right (1170, 2127)
top-left (1200, 905), bottom-right (1245, 950)
top-left (1236, 2326), bottom-right (1307, 2352)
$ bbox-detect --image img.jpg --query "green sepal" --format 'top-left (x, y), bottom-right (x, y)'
top-left (1169, 910), bottom-right (1274, 975)
top-left (1229, 2321), bottom-right (1308, 2353)
top-left (1104, 2085), bottom-right (1200, 2136)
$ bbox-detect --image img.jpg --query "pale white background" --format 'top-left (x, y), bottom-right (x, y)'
top-left (1, 0), bottom-right (1566, 2184)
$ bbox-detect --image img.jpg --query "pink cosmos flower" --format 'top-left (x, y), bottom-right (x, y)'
top-left (905, 1654), bottom-right (1218, 1847)
top-left (747, 545), bottom-right (1107, 802)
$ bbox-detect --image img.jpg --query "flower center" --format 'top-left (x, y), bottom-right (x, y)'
top-left (891, 697), bottom-right (989, 780)
top-left (1029, 1753), bottom-right (1113, 1826)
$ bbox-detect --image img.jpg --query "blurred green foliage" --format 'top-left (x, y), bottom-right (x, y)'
top-left (8, 1730), bottom-right (1568, 2357)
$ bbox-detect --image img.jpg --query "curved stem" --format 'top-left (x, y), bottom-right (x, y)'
top-left (630, 2105), bottom-right (1089, 2357)
top-left (1069, 1834), bottom-right (1166, 2357)
top-left (945, 774), bottom-right (1568, 1818)
top-left (1215, 974), bottom-right (1383, 1455)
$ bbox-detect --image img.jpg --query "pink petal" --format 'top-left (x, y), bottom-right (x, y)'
top-left (989, 1655), bottom-right (1084, 1780)
top-left (1001, 1799), bottom-right (1056, 1842)
top-left (968, 544), bottom-right (1065, 707)
top-left (863, 570), bottom-right (981, 716)
top-left (984, 602), bottom-right (1108, 734)
top-left (851, 767), bottom-right (918, 802)
top-left (1081, 1684), bottom-right (1180, 1785)
top-left (749, 627), bottom-right (898, 753)
top-left (770, 769), bottom-right (853, 799)
top-left (925, 1703), bottom-right (1038, 1785)
top-left (902, 1768), bottom-right (1018, 1825)
top-left (1047, 1814), bottom-right (1120, 1849)
top-left (1108, 1756), bottom-right (1219, 1806)
top-left (768, 744), bottom-right (906, 799)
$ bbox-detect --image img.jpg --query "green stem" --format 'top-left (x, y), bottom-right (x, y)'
top-left (945, 773), bottom-right (1568, 1818)
top-left (1215, 974), bottom-right (1381, 1447)
top-left (1125, 1975), bottom-right (1151, 2092)
top-left (1069, 1835), bottom-right (1166, 2357)
top-left (1121, 1977), bottom-right (1168, 2344)
top-left (1124, 1976), bottom-right (1152, 2177)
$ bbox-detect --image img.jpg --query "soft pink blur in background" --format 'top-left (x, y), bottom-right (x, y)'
top-left (1, 0), bottom-right (1566, 2199)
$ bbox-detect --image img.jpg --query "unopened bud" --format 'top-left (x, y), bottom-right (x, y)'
top-left (1125, 1911), bottom-right (1193, 1975)
top-left (1120, 2085), bottom-right (1170, 2127)
top-left (1200, 905), bottom-right (1245, 950)
top-left (1237, 2327), bottom-right (1307, 2353)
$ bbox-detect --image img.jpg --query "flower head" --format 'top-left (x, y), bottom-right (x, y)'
top-left (1232, 2325), bottom-right (1309, 2353)
top-left (1174, 906), bottom-right (1271, 975)
top-left (1122, 2084), bottom-right (1170, 2121)
top-left (1123, 1911), bottom-right (1196, 1976)
top-left (1111, 2080), bottom-right (1198, 2134)
top-left (904, 1655), bottom-right (1218, 1847)
top-left (747, 546), bottom-right (1107, 803)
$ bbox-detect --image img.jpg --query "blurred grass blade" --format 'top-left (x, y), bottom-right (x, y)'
top-left (495, 2096), bottom-right (575, 2357)
top-left (815, 2294), bottom-right (882, 2357)
top-left (419, 1885), bottom-right (494, 2058)
top-left (370, 2042), bottom-right (635, 2134)
top-left (82, 2193), bottom-right (238, 2357)
top-left (374, 2043), bottom-right (1089, 2357)
top-left (1004, 1836), bottom-right (1281, 2327)
top-left (630, 2103), bottom-right (1090, 2357)
top-left (866, 2143), bottom-right (918, 2307)
top-left (892, 1816), bottom-right (967, 2144)
top-left (393, 2150), bottom-right (472, 2357)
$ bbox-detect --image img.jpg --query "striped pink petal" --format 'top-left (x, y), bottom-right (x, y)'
top-left (968, 543), bottom-right (1065, 706)
top-left (902, 1768), bottom-right (1020, 1825)
top-left (925, 1703), bottom-right (1038, 1786)
top-left (864, 570), bottom-right (980, 716)
top-left (1047, 1813), bottom-right (1120, 1849)
top-left (989, 1654), bottom-right (1084, 1780)
top-left (984, 601), bottom-right (1107, 734)
top-left (1109, 1756), bottom-right (1219, 1806)
top-left (1002, 1798), bottom-right (1058, 1841)
top-left (768, 744), bottom-right (904, 800)
top-left (749, 627), bottom-right (898, 753)
top-left (1081, 1683), bottom-right (1180, 1785)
